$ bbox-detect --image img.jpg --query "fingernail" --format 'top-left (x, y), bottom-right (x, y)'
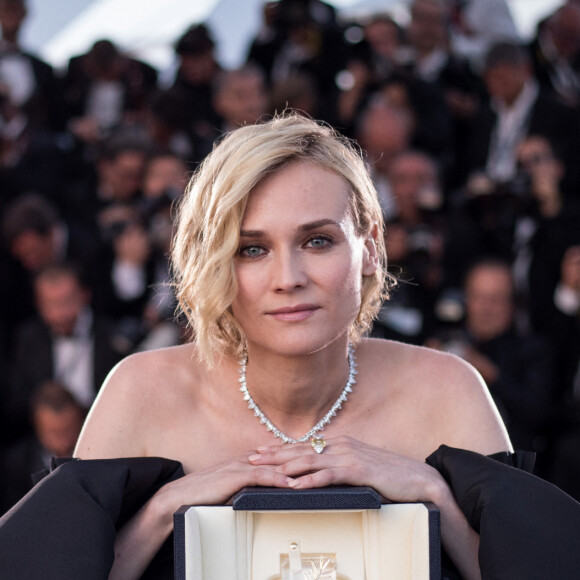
top-left (256, 446), bottom-right (269, 452)
top-left (248, 454), bottom-right (261, 462)
top-left (288, 479), bottom-right (301, 488)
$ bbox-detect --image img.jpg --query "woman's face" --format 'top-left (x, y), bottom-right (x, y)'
top-left (231, 160), bottom-right (377, 357)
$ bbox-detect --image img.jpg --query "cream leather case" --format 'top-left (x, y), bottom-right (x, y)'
top-left (174, 487), bottom-right (440, 580)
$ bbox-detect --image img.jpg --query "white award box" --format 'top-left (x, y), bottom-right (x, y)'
top-left (174, 486), bottom-right (440, 580)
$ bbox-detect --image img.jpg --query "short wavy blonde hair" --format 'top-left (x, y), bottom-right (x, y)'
top-left (172, 113), bottom-right (393, 366)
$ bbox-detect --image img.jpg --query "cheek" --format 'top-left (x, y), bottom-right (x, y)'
top-left (326, 256), bottom-right (364, 309)
top-left (231, 265), bottom-right (263, 316)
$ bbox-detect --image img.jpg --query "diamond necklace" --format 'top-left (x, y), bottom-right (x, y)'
top-left (238, 343), bottom-right (357, 444)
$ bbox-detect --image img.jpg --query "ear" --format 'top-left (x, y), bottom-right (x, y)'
top-left (362, 223), bottom-right (380, 276)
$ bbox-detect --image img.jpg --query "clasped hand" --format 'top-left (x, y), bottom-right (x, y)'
top-left (163, 436), bottom-right (447, 511)
top-left (250, 436), bottom-right (445, 504)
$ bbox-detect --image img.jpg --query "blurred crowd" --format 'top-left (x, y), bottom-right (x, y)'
top-left (1, 0), bottom-right (580, 514)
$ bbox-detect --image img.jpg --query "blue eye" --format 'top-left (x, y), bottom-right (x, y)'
top-left (306, 236), bottom-right (332, 249)
top-left (239, 245), bottom-right (265, 258)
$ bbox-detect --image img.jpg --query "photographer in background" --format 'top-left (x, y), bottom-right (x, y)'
top-left (510, 135), bottom-right (580, 334)
top-left (246, 0), bottom-right (347, 124)
top-left (425, 258), bottom-right (557, 467)
top-left (92, 150), bottom-right (189, 352)
top-left (540, 245), bottom-right (580, 500)
top-left (60, 134), bottom-right (147, 242)
top-left (464, 41), bottom-right (579, 193)
top-left (454, 134), bottom-right (580, 332)
top-left (551, 245), bottom-right (580, 401)
top-left (133, 151), bottom-right (188, 351)
top-left (372, 150), bottom-right (457, 344)
top-left (170, 23), bottom-right (221, 153)
top-left (92, 203), bottom-right (156, 351)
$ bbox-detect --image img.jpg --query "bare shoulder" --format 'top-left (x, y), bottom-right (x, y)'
top-left (74, 343), bottom-right (200, 459)
top-left (359, 338), bottom-right (512, 455)
top-left (360, 337), bottom-right (484, 387)
top-left (107, 342), bottom-right (199, 387)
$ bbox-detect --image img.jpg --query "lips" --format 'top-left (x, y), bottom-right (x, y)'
top-left (266, 304), bottom-right (320, 321)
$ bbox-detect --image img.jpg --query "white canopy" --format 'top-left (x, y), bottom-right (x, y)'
top-left (19, 0), bottom-right (565, 74)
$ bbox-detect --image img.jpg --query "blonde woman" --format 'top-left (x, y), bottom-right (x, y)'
top-left (71, 114), bottom-right (511, 579)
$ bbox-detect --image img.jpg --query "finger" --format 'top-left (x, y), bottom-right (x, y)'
top-left (248, 450), bottom-right (302, 466)
top-left (255, 442), bottom-right (286, 453)
top-left (251, 436), bottom-right (358, 466)
top-left (288, 468), bottom-right (346, 489)
top-left (219, 464), bottom-right (295, 493)
top-left (245, 466), bottom-right (295, 488)
top-left (174, 464), bottom-right (296, 507)
top-left (249, 442), bottom-right (317, 465)
top-left (273, 452), bottom-right (329, 476)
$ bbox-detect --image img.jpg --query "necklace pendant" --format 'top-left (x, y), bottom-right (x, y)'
top-left (311, 437), bottom-right (326, 454)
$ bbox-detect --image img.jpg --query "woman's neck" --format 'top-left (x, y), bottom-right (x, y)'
top-left (241, 339), bottom-right (353, 438)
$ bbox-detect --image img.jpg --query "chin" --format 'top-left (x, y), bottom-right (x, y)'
top-left (247, 329), bottom-right (350, 358)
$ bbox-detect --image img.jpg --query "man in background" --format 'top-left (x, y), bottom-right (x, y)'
top-left (7, 263), bottom-right (124, 443)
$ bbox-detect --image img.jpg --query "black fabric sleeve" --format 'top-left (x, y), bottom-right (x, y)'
top-left (0, 457), bottom-right (184, 580)
top-left (427, 445), bottom-right (580, 580)
top-left (4, 448), bottom-right (580, 579)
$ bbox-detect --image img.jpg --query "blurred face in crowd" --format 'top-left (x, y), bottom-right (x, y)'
top-left (388, 152), bottom-right (441, 222)
top-left (35, 272), bottom-right (89, 337)
top-left (546, 5), bottom-right (580, 61)
top-left (356, 102), bottom-right (413, 174)
top-left (99, 150), bottom-right (145, 201)
top-left (10, 229), bottom-right (55, 271)
top-left (408, 0), bottom-right (448, 53)
top-left (179, 50), bottom-right (217, 85)
top-left (34, 404), bottom-right (84, 456)
top-left (364, 17), bottom-right (401, 60)
top-left (484, 62), bottom-right (529, 106)
top-left (465, 264), bottom-right (514, 341)
top-left (143, 155), bottom-right (188, 199)
top-left (213, 70), bottom-right (268, 127)
top-left (32, 385), bottom-right (86, 456)
top-left (0, 0), bottom-right (26, 41)
top-left (517, 136), bottom-right (563, 182)
top-left (270, 73), bottom-right (318, 117)
top-left (384, 221), bottom-right (409, 263)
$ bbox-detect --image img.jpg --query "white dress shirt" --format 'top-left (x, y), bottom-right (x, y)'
top-left (52, 307), bottom-right (95, 408)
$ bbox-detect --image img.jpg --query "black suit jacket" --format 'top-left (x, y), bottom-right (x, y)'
top-left (62, 54), bottom-right (158, 122)
top-left (7, 315), bottom-right (124, 442)
top-left (17, 50), bottom-right (67, 132)
top-left (528, 37), bottom-right (580, 104)
top-left (465, 89), bottom-right (580, 186)
top-left (0, 437), bottom-right (47, 514)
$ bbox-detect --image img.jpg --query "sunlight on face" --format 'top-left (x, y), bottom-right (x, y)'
top-left (231, 161), bottom-right (374, 357)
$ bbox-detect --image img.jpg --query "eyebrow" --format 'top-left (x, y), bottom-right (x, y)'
top-left (240, 219), bottom-right (340, 238)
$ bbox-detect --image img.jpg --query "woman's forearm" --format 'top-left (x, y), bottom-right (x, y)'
top-left (430, 478), bottom-right (481, 580)
top-left (108, 486), bottom-right (175, 580)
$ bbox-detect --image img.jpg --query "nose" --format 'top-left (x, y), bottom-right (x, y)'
top-left (271, 249), bottom-right (308, 292)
